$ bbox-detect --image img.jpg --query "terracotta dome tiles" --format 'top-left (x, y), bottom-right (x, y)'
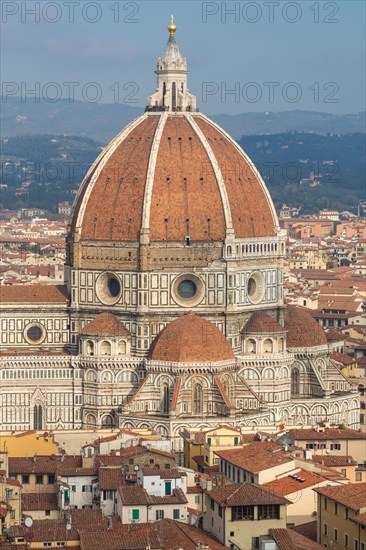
top-left (285, 305), bottom-right (327, 348)
top-left (149, 115), bottom-right (226, 241)
top-left (80, 313), bottom-right (129, 336)
top-left (149, 312), bottom-right (234, 363)
top-left (72, 113), bottom-right (278, 243)
top-left (79, 116), bottom-right (160, 241)
top-left (195, 117), bottom-right (276, 238)
top-left (242, 311), bottom-right (284, 334)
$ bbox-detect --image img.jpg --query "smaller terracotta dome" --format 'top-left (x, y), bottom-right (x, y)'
top-left (80, 313), bottom-right (129, 336)
top-left (285, 305), bottom-right (327, 348)
top-left (149, 312), bottom-right (234, 363)
top-left (242, 311), bottom-right (285, 334)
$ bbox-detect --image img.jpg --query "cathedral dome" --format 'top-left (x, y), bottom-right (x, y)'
top-left (80, 313), bottom-right (129, 336)
top-left (70, 21), bottom-right (278, 246)
top-left (149, 312), bottom-right (235, 363)
top-left (285, 305), bottom-right (327, 348)
top-left (242, 311), bottom-right (284, 334)
top-left (70, 113), bottom-right (277, 243)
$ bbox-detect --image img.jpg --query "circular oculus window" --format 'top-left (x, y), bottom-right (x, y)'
top-left (24, 323), bottom-right (46, 345)
top-left (172, 274), bottom-right (205, 307)
top-left (178, 279), bottom-right (197, 299)
top-left (247, 271), bottom-right (265, 304)
top-left (96, 272), bottom-right (122, 305)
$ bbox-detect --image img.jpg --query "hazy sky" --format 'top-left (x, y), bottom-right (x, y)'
top-left (2, 0), bottom-right (365, 114)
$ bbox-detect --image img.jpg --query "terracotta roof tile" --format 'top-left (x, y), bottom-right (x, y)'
top-left (79, 519), bottom-right (228, 550)
top-left (140, 467), bottom-right (183, 479)
top-left (118, 485), bottom-right (149, 505)
top-left (330, 351), bottom-right (355, 366)
top-left (314, 482), bottom-right (366, 510)
top-left (148, 487), bottom-right (187, 505)
top-left (285, 305), bottom-right (328, 348)
top-left (312, 455), bottom-right (357, 467)
top-left (9, 456), bottom-right (61, 475)
top-left (207, 482), bottom-right (290, 507)
top-left (242, 311), bottom-right (284, 334)
top-left (290, 520), bottom-right (317, 542)
top-left (288, 428), bottom-right (366, 441)
top-left (270, 528), bottom-right (323, 550)
top-left (76, 116), bottom-right (159, 241)
top-left (98, 468), bottom-right (125, 490)
top-left (187, 486), bottom-right (203, 494)
top-left (12, 519), bottom-right (79, 542)
top-left (79, 526), bottom-right (161, 550)
top-left (0, 284), bottom-right (68, 304)
top-left (117, 485), bottom-right (187, 506)
top-left (80, 313), bottom-right (129, 336)
top-left (171, 376), bottom-right (182, 411)
top-left (72, 112), bottom-right (276, 245)
top-left (215, 442), bottom-right (293, 474)
top-left (214, 375), bottom-right (233, 408)
top-left (149, 312), bottom-right (234, 363)
top-left (195, 116), bottom-right (276, 238)
top-left (21, 493), bottom-right (58, 511)
top-left (9, 455), bottom-right (97, 477)
top-left (150, 115), bottom-right (227, 241)
top-left (351, 511), bottom-right (366, 526)
top-left (68, 508), bottom-right (109, 527)
top-left (264, 469), bottom-right (326, 496)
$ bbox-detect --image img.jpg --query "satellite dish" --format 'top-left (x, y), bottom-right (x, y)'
top-left (66, 523), bottom-right (72, 531)
top-left (24, 517), bottom-right (33, 528)
top-left (134, 465), bottom-right (139, 472)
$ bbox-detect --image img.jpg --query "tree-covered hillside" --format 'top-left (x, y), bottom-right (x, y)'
top-left (239, 132), bottom-right (365, 213)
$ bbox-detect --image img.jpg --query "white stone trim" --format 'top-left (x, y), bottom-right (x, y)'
top-left (197, 113), bottom-right (280, 233)
top-left (74, 113), bottom-right (148, 235)
top-left (185, 114), bottom-right (234, 239)
top-left (140, 113), bottom-right (168, 241)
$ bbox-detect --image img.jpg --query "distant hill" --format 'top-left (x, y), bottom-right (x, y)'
top-left (0, 134), bottom-right (103, 211)
top-left (1, 132), bottom-right (364, 214)
top-left (215, 110), bottom-right (366, 140)
top-left (239, 132), bottom-right (365, 214)
top-left (1, 97), bottom-right (142, 144)
top-left (1, 97), bottom-right (365, 142)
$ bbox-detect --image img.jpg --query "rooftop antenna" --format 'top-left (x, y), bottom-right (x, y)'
top-left (24, 517), bottom-right (33, 528)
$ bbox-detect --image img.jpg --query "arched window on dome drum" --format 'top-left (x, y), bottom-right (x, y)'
top-left (291, 368), bottom-right (300, 397)
top-left (100, 341), bottom-right (111, 356)
top-left (172, 82), bottom-right (176, 111)
top-left (118, 340), bottom-right (126, 355)
top-left (263, 339), bottom-right (273, 353)
top-left (33, 404), bottom-right (43, 430)
top-left (161, 384), bottom-right (170, 414)
top-left (278, 338), bottom-right (284, 353)
top-left (86, 340), bottom-right (94, 356)
top-left (193, 384), bottom-right (203, 415)
top-left (246, 338), bottom-right (256, 354)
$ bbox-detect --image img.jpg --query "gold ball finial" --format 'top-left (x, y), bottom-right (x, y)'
top-left (168, 14), bottom-right (177, 36)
